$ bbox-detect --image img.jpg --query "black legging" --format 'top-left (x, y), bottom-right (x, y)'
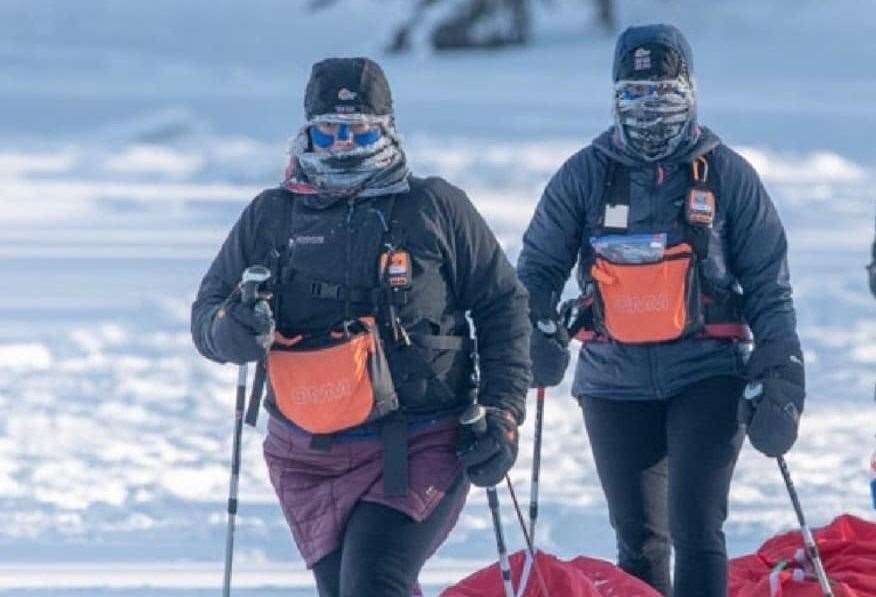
top-left (580, 375), bottom-right (745, 597)
top-left (312, 474), bottom-right (467, 597)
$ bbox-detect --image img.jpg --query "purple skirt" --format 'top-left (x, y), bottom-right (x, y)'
top-left (263, 416), bottom-right (468, 567)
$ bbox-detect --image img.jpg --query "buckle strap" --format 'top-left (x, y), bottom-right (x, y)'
top-left (698, 323), bottom-right (752, 341)
top-left (309, 434), bottom-right (334, 452)
top-left (574, 323), bottom-right (750, 343)
top-left (409, 333), bottom-right (472, 351)
top-left (287, 276), bottom-right (374, 304)
top-left (310, 280), bottom-right (342, 300)
top-left (574, 329), bottom-right (607, 342)
top-left (601, 160), bottom-right (631, 236)
top-left (381, 413), bottom-right (408, 496)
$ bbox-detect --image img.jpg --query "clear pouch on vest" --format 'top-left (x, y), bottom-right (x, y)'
top-left (590, 233), bottom-right (667, 264)
top-left (267, 317), bottom-right (399, 434)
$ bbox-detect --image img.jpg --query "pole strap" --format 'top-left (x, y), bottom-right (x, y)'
top-left (244, 358), bottom-right (267, 427)
top-left (381, 413), bottom-right (409, 497)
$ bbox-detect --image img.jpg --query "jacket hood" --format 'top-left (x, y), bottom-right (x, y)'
top-left (592, 125), bottom-right (721, 167)
top-left (613, 24), bottom-right (694, 82)
top-left (610, 24), bottom-right (702, 163)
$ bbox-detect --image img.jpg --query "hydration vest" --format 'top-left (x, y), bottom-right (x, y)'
top-left (570, 154), bottom-right (751, 344)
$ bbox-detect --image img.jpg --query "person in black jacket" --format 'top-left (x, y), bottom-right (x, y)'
top-left (191, 57), bottom-right (530, 597)
top-left (517, 25), bottom-right (804, 597)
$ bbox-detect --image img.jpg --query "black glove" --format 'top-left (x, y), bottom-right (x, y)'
top-left (457, 407), bottom-right (519, 488)
top-left (738, 337), bottom-right (805, 458)
top-left (530, 318), bottom-right (570, 388)
top-left (209, 295), bottom-right (275, 364)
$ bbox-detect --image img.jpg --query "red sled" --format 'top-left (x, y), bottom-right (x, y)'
top-left (440, 549), bottom-right (660, 597)
top-left (728, 514), bottom-right (876, 597)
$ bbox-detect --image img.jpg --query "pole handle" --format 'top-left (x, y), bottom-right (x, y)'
top-left (240, 265), bottom-right (271, 306)
top-left (460, 403), bottom-right (487, 436)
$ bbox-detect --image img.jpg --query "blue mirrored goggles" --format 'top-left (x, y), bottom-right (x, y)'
top-left (309, 123), bottom-right (382, 148)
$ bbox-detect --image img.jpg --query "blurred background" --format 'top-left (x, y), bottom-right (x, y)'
top-left (0, 1), bottom-right (874, 595)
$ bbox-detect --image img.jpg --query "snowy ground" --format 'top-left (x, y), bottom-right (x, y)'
top-left (1, 1), bottom-right (874, 594)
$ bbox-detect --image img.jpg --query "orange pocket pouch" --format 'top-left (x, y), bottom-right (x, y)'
top-left (268, 317), bottom-right (398, 434)
top-left (590, 243), bottom-right (701, 344)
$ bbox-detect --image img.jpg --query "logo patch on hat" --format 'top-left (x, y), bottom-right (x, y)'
top-left (634, 47), bottom-right (652, 71)
top-left (338, 88), bottom-right (357, 101)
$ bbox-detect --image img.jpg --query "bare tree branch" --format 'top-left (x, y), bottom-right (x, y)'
top-left (308, 0), bottom-right (342, 13)
top-left (595, 0), bottom-right (615, 32)
top-left (386, 0), bottom-right (444, 53)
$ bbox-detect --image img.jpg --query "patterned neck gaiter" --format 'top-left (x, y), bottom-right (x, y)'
top-left (283, 114), bottom-right (410, 206)
top-left (614, 77), bottom-right (696, 162)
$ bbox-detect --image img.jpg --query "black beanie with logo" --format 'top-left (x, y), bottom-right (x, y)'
top-left (304, 57), bottom-right (393, 119)
top-left (615, 42), bottom-right (690, 82)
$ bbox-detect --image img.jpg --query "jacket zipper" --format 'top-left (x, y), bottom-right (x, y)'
top-left (344, 197), bottom-right (356, 323)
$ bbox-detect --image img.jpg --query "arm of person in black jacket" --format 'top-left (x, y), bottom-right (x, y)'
top-left (430, 177), bottom-right (531, 487)
top-left (191, 194), bottom-right (271, 364)
top-left (725, 151), bottom-right (804, 457)
top-left (431, 177), bottom-right (531, 423)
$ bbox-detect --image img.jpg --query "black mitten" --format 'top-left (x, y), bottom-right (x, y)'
top-left (457, 407), bottom-right (519, 488)
top-left (530, 320), bottom-right (571, 388)
top-left (209, 297), bottom-right (275, 364)
top-left (739, 337), bottom-right (805, 458)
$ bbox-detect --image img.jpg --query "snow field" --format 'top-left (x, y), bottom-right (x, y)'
top-left (1, 0), bottom-right (875, 593)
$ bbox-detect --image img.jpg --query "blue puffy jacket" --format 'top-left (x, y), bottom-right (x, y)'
top-left (517, 25), bottom-right (799, 400)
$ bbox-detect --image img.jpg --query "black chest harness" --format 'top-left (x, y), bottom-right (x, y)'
top-left (568, 154), bottom-right (750, 343)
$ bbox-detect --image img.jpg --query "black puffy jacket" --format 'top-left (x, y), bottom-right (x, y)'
top-left (191, 176), bottom-right (531, 422)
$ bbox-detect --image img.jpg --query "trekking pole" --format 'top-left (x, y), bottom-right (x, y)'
top-left (505, 474), bottom-right (550, 596)
top-left (513, 385), bottom-right (547, 597)
top-left (529, 386), bottom-right (545, 545)
top-left (222, 265), bottom-right (271, 597)
top-left (460, 404), bottom-right (516, 597)
top-left (742, 382), bottom-right (832, 597)
top-left (777, 456), bottom-right (833, 597)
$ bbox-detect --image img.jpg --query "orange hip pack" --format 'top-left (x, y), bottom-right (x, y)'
top-left (267, 317), bottom-right (399, 434)
top-left (590, 242), bottom-right (702, 343)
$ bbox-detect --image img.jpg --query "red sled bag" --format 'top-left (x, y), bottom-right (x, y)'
top-left (728, 514), bottom-right (876, 597)
top-left (440, 550), bottom-right (660, 597)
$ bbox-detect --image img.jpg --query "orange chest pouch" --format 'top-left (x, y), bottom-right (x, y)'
top-left (590, 241), bottom-right (703, 344)
top-left (267, 317), bottom-right (398, 434)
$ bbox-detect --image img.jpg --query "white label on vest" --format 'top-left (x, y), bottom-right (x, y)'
top-left (604, 204), bottom-right (629, 229)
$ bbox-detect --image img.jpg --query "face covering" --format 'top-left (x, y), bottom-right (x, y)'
top-left (614, 77), bottom-right (695, 162)
top-left (283, 113), bottom-right (410, 204)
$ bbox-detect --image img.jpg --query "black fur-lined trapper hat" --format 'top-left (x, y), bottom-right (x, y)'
top-left (304, 57), bottom-right (393, 119)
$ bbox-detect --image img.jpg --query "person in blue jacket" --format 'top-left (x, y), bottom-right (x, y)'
top-left (517, 24), bottom-right (805, 597)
